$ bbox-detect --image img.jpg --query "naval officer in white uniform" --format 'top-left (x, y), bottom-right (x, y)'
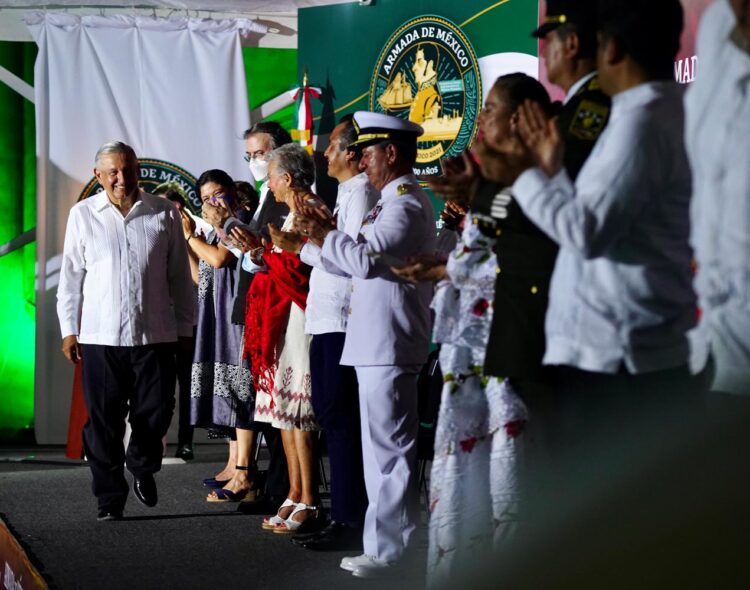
top-left (295, 111), bottom-right (436, 578)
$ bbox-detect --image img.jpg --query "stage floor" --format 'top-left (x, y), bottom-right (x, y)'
top-left (0, 445), bottom-right (427, 590)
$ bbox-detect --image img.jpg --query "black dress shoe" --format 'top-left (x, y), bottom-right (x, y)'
top-left (133, 474), bottom-right (158, 507)
top-left (175, 444), bottom-right (194, 460)
top-left (97, 508), bottom-right (123, 521)
top-left (292, 522), bottom-right (363, 551)
top-left (292, 520), bottom-right (332, 542)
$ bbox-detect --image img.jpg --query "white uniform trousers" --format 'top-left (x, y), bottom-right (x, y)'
top-left (355, 365), bottom-right (421, 562)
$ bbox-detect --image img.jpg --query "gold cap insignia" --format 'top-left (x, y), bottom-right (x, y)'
top-left (544, 14), bottom-right (567, 25)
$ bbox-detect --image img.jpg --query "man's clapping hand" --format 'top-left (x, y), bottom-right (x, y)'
top-left (228, 226), bottom-right (262, 253)
top-left (517, 99), bottom-right (564, 177)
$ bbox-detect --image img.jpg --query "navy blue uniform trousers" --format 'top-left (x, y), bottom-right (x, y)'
top-left (310, 332), bottom-right (367, 525)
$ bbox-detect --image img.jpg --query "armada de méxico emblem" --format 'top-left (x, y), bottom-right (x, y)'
top-left (370, 15), bottom-right (482, 177)
top-left (78, 158), bottom-right (199, 213)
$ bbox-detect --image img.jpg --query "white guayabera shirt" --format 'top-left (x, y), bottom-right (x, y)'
top-left (512, 81), bottom-right (697, 374)
top-left (57, 190), bottom-right (195, 346)
top-left (300, 172), bottom-right (380, 335)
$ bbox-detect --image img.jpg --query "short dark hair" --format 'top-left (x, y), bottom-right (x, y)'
top-left (242, 121), bottom-right (293, 149)
top-left (196, 169), bottom-right (235, 194)
top-left (235, 180), bottom-right (259, 214)
top-left (556, 22), bottom-right (597, 60)
top-left (153, 186), bottom-right (187, 208)
top-left (493, 73), bottom-right (553, 116)
top-left (597, 0), bottom-right (683, 79)
top-left (337, 114), bottom-right (361, 160)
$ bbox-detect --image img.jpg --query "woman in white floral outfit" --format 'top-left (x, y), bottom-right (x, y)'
top-left (396, 74), bottom-right (556, 585)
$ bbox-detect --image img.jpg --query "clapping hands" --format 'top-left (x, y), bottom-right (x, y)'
top-left (516, 99), bottom-right (564, 177)
top-left (390, 253), bottom-right (447, 284)
top-left (292, 194), bottom-right (335, 246)
top-left (423, 151), bottom-right (481, 206)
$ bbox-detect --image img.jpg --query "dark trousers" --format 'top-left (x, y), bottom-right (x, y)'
top-left (175, 334), bottom-right (195, 447)
top-left (310, 332), bottom-right (367, 526)
top-left (258, 424), bottom-right (289, 503)
top-left (81, 343), bottom-right (177, 510)
top-left (519, 362), bottom-right (709, 523)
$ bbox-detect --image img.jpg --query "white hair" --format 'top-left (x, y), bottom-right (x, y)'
top-left (94, 141), bottom-right (137, 167)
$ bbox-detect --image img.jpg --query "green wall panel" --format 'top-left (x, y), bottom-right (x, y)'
top-left (243, 46), bottom-right (298, 130)
top-left (0, 41), bottom-right (37, 440)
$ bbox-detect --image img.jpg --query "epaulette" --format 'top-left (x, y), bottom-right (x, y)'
top-left (397, 183), bottom-right (417, 196)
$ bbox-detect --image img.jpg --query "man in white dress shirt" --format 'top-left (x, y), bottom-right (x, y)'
top-left (272, 115), bottom-right (379, 550)
top-left (57, 141), bottom-right (194, 520)
top-left (512, 0), bottom-right (704, 444)
top-left (295, 111), bottom-right (435, 578)
top-left (203, 121), bottom-right (292, 510)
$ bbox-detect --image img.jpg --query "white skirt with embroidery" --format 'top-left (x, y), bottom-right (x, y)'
top-left (253, 303), bottom-right (317, 431)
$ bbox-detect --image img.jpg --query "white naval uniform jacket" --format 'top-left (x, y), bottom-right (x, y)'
top-left (316, 174), bottom-right (436, 367)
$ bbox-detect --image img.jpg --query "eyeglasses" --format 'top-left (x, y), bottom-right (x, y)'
top-left (243, 151), bottom-right (269, 162)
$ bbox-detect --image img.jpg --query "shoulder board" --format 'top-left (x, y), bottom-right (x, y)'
top-left (397, 183), bottom-right (417, 196)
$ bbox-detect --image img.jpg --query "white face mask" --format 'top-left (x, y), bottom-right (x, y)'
top-left (248, 158), bottom-right (269, 182)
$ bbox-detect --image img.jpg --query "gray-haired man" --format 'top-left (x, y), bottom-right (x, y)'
top-left (57, 141), bottom-right (194, 520)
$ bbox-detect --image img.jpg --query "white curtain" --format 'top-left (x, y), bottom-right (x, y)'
top-left (27, 12), bottom-right (254, 443)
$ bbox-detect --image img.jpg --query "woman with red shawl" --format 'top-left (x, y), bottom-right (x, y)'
top-left (235, 143), bottom-right (325, 533)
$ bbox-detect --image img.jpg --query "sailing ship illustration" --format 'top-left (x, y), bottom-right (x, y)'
top-left (377, 46), bottom-right (463, 142)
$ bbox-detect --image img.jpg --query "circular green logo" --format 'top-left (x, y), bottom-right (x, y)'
top-left (79, 158), bottom-right (199, 213)
top-left (370, 15), bottom-right (482, 177)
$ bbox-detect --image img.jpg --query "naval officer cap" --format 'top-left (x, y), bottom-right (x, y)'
top-left (531, 0), bottom-right (598, 38)
top-left (350, 111), bottom-right (424, 150)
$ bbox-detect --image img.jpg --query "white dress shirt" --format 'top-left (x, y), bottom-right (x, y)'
top-left (240, 181), bottom-right (271, 273)
top-left (513, 81), bottom-right (697, 374)
top-left (300, 173), bottom-right (379, 335)
top-left (57, 190), bottom-right (195, 346)
top-left (686, 0), bottom-right (750, 393)
top-left (564, 71), bottom-right (597, 105)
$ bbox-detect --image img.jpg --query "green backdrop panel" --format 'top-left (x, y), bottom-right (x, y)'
top-left (243, 46), bottom-right (298, 130)
top-left (0, 41), bottom-right (37, 440)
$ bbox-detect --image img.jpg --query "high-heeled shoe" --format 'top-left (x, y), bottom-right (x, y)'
top-left (202, 477), bottom-right (230, 489)
top-left (273, 503), bottom-right (322, 535)
top-left (206, 465), bottom-right (258, 503)
top-left (262, 498), bottom-right (297, 530)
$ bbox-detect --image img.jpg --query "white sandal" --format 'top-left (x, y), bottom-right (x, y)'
top-left (273, 503), bottom-right (320, 534)
top-left (261, 498), bottom-right (297, 530)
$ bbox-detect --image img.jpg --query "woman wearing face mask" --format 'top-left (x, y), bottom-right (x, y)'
top-left (182, 169), bottom-right (259, 502)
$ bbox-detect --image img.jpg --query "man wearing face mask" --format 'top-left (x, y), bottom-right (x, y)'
top-left (231, 121), bottom-right (294, 511)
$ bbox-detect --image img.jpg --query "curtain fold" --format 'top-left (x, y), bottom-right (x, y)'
top-left (28, 12), bottom-right (251, 443)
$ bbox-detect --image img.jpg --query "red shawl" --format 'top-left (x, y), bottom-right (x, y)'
top-left (244, 248), bottom-right (311, 397)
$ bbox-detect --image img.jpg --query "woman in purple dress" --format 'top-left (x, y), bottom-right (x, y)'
top-left (182, 169), bottom-right (258, 502)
